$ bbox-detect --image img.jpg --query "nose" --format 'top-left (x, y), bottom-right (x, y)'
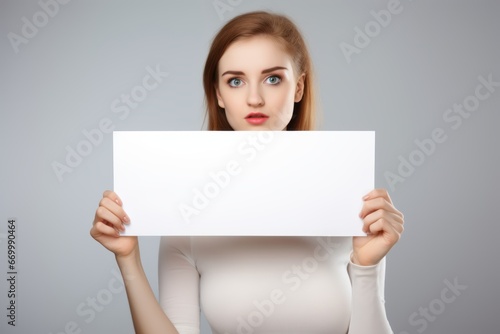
top-left (246, 83), bottom-right (264, 107)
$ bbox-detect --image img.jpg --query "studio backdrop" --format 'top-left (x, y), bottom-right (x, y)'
top-left (1, 1), bottom-right (499, 333)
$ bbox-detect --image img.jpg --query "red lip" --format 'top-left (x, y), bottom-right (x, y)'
top-left (245, 112), bottom-right (269, 119)
top-left (245, 113), bottom-right (269, 125)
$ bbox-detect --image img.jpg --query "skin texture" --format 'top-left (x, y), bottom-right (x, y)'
top-left (91, 192), bottom-right (178, 334)
top-left (90, 35), bottom-right (404, 334)
top-left (215, 35), bottom-right (305, 131)
top-left (354, 188), bottom-right (404, 266)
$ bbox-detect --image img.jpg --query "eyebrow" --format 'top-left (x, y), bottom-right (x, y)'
top-left (221, 66), bottom-right (288, 77)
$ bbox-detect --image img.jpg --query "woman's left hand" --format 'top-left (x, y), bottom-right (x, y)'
top-left (352, 188), bottom-right (404, 266)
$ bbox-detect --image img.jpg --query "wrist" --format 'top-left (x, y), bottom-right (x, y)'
top-left (115, 246), bottom-right (141, 268)
top-left (115, 247), bottom-right (146, 283)
top-left (350, 251), bottom-right (380, 267)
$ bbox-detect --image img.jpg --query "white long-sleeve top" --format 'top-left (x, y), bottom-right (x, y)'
top-left (158, 236), bottom-right (393, 334)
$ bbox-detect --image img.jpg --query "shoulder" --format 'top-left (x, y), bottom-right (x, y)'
top-left (159, 236), bottom-right (193, 257)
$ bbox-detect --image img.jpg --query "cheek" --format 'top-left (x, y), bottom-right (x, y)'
top-left (221, 87), bottom-right (245, 105)
top-left (272, 86), bottom-right (296, 114)
top-left (220, 91), bottom-right (246, 125)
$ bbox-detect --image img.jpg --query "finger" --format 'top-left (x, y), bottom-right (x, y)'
top-left (362, 208), bottom-right (404, 225)
top-left (362, 188), bottom-right (392, 203)
top-left (95, 206), bottom-right (125, 232)
top-left (103, 190), bottom-right (123, 206)
top-left (91, 221), bottom-right (120, 238)
top-left (362, 210), bottom-right (404, 233)
top-left (99, 197), bottom-right (129, 224)
top-left (367, 218), bottom-right (402, 243)
top-left (359, 197), bottom-right (401, 219)
top-left (366, 217), bottom-right (404, 235)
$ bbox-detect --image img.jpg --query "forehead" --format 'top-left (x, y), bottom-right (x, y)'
top-left (218, 35), bottom-right (293, 73)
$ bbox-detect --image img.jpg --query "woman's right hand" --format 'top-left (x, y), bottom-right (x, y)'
top-left (90, 190), bottom-right (138, 259)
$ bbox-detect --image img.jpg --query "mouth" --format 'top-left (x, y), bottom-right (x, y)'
top-left (245, 113), bottom-right (269, 119)
top-left (245, 112), bottom-right (269, 125)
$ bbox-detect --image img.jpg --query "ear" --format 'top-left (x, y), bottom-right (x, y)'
top-left (294, 73), bottom-right (306, 103)
top-left (215, 86), bottom-right (225, 108)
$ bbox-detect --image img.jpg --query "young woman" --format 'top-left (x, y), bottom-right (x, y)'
top-left (91, 11), bottom-right (404, 334)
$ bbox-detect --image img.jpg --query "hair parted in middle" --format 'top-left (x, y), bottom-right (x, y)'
top-left (203, 11), bottom-right (317, 131)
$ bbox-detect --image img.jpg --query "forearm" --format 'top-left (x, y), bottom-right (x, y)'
top-left (347, 257), bottom-right (393, 334)
top-left (116, 248), bottom-right (179, 334)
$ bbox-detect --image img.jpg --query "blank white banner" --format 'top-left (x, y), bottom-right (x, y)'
top-left (113, 131), bottom-right (374, 236)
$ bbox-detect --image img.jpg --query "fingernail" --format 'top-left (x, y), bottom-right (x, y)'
top-left (362, 194), bottom-right (369, 200)
top-left (123, 215), bottom-right (130, 223)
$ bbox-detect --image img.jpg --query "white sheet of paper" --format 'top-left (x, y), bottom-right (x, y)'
top-left (113, 131), bottom-right (374, 236)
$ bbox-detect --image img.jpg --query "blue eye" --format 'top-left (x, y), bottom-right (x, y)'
top-left (265, 75), bottom-right (281, 85)
top-left (228, 78), bottom-right (243, 87)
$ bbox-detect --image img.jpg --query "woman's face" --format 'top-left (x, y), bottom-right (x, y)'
top-left (216, 35), bottom-right (305, 131)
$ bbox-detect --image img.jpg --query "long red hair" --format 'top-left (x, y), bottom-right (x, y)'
top-left (202, 11), bottom-right (317, 130)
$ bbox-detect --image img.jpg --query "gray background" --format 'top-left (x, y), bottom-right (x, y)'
top-left (1, 0), bottom-right (499, 333)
